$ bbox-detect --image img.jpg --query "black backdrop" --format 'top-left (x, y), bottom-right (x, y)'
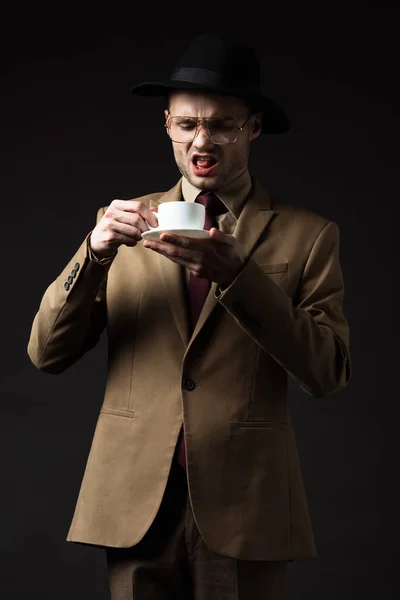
top-left (1, 4), bottom-right (399, 599)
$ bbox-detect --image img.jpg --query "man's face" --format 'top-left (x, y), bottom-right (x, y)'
top-left (165, 91), bottom-right (262, 191)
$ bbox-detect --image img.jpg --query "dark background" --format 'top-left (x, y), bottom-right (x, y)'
top-left (1, 3), bottom-right (399, 599)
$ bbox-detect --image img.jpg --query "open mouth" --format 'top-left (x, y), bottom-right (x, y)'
top-left (192, 155), bottom-right (218, 176)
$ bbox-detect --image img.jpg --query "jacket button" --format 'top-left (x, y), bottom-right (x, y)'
top-left (74, 262), bottom-right (80, 271)
top-left (67, 275), bottom-right (74, 284)
top-left (64, 282), bottom-right (70, 291)
top-left (183, 379), bottom-right (196, 391)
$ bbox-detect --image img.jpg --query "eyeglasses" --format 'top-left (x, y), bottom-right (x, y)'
top-left (164, 113), bottom-right (252, 145)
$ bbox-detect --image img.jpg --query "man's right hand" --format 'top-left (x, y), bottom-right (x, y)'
top-left (89, 199), bottom-right (159, 259)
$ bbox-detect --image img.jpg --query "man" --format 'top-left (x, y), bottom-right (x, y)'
top-left (27, 32), bottom-right (352, 600)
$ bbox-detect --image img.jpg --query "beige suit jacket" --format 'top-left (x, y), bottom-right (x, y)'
top-left (27, 178), bottom-right (351, 560)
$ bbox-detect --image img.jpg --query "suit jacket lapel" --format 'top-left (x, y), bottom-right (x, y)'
top-left (187, 180), bottom-right (277, 345)
top-left (150, 181), bottom-right (191, 346)
top-left (149, 179), bottom-right (276, 348)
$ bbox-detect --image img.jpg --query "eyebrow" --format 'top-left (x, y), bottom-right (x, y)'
top-left (167, 112), bottom-right (240, 119)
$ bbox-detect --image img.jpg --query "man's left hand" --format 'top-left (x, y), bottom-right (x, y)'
top-left (142, 227), bottom-right (246, 286)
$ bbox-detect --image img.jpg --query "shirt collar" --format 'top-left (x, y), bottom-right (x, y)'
top-left (181, 170), bottom-right (252, 219)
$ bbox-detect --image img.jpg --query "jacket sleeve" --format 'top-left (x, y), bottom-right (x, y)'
top-left (216, 220), bottom-right (351, 398)
top-left (27, 207), bottom-right (113, 374)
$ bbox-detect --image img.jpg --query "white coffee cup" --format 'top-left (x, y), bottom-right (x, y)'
top-left (147, 201), bottom-right (205, 230)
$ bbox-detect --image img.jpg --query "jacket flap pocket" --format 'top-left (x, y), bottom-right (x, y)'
top-left (259, 262), bottom-right (288, 274)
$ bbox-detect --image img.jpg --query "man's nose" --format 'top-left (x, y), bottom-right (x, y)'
top-left (193, 123), bottom-right (214, 147)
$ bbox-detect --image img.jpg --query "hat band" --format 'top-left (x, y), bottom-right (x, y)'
top-left (171, 67), bottom-right (226, 87)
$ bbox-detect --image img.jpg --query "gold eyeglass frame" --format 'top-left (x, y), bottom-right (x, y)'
top-left (164, 112), bottom-right (252, 145)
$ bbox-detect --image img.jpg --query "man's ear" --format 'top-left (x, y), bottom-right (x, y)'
top-left (249, 111), bottom-right (263, 140)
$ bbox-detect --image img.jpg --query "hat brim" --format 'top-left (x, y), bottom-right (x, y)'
top-left (130, 80), bottom-right (290, 134)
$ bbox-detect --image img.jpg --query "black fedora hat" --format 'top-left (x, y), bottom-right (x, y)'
top-left (130, 33), bottom-right (290, 134)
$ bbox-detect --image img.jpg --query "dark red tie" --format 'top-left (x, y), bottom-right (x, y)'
top-left (176, 192), bottom-right (228, 469)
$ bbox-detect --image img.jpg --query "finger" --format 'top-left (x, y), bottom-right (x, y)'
top-left (158, 232), bottom-right (211, 249)
top-left (113, 211), bottom-right (157, 233)
top-left (143, 238), bottom-right (202, 263)
top-left (158, 233), bottom-right (195, 248)
top-left (143, 238), bottom-right (191, 257)
top-left (104, 207), bottom-right (158, 233)
top-left (143, 242), bottom-right (200, 269)
top-left (104, 221), bottom-right (143, 242)
top-left (209, 227), bottom-right (234, 244)
top-left (109, 200), bottom-right (159, 228)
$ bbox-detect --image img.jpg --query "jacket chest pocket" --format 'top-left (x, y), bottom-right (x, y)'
top-left (258, 261), bottom-right (288, 286)
top-left (258, 262), bottom-right (288, 274)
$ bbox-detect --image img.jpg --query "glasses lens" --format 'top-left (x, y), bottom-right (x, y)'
top-left (208, 117), bottom-right (237, 144)
top-left (167, 116), bottom-right (238, 144)
top-left (168, 117), bottom-right (198, 142)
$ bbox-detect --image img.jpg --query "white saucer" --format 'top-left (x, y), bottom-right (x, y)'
top-left (142, 228), bottom-right (210, 241)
